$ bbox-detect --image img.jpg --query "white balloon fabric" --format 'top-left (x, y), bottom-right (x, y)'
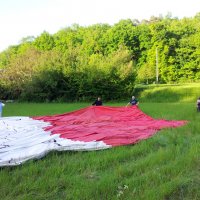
top-left (0, 116), bottom-right (110, 167)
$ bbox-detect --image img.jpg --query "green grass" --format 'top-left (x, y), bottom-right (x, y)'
top-left (3, 102), bottom-right (89, 117)
top-left (134, 83), bottom-right (200, 103)
top-left (0, 102), bottom-right (200, 199)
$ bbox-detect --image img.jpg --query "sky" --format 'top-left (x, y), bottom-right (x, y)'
top-left (0, 0), bottom-right (200, 52)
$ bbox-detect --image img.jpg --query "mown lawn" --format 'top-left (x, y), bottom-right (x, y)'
top-left (0, 102), bottom-right (200, 200)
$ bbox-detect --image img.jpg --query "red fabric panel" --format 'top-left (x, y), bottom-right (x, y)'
top-left (33, 106), bottom-right (187, 146)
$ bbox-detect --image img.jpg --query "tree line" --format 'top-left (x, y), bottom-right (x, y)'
top-left (0, 13), bottom-right (200, 101)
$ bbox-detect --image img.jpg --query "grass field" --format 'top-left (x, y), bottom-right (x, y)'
top-left (134, 83), bottom-right (200, 103)
top-left (0, 102), bottom-right (200, 200)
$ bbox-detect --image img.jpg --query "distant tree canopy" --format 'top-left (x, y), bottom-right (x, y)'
top-left (0, 13), bottom-right (200, 101)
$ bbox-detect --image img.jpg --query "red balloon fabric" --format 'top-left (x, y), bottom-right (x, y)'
top-left (0, 105), bottom-right (187, 166)
top-left (34, 106), bottom-right (187, 147)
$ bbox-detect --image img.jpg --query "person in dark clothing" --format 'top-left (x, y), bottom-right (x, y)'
top-left (126, 96), bottom-right (139, 107)
top-left (92, 97), bottom-right (103, 106)
top-left (197, 97), bottom-right (200, 112)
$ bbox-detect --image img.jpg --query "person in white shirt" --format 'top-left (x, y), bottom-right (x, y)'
top-left (0, 101), bottom-right (5, 117)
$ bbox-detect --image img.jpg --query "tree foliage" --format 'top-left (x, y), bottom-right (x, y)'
top-left (0, 13), bottom-right (200, 101)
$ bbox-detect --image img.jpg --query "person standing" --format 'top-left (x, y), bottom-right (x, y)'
top-left (0, 101), bottom-right (5, 117)
top-left (126, 96), bottom-right (139, 107)
top-left (197, 97), bottom-right (200, 112)
top-left (92, 97), bottom-right (103, 106)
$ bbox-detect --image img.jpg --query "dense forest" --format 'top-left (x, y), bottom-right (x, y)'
top-left (0, 13), bottom-right (200, 101)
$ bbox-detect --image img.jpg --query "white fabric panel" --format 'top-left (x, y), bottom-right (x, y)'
top-left (0, 117), bottom-right (110, 167)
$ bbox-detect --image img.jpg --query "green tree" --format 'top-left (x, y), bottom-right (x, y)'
top-left (137, 63), bottom-right (155, 84)
top-left (34, 31), bottom-right (55, 51)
